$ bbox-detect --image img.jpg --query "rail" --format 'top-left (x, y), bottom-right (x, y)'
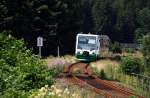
top-left (62, 62), bottom-right (145, 98)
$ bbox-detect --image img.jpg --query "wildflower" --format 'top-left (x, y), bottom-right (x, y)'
top-left (72, 93), bottom-right (76, 97)
top-left (39, 87), bottom-right (45, 92)
top-left (63, 88), bottom-right (69, 93)
top-left (45, 85), bottom-right (48, 88)
top-left (55, 89), bottom-right (62, 94)
top-left (48, 92), bottom-right (55, 96)
top-left (58, 94), bottom-right (61, 97)
top-left (51, 85), bottom-right (55, 89)
top-left (66, 91), bottom-right (70, 95)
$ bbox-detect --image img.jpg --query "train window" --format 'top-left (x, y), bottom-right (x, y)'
top-left (79, 37), bottom-right (87, 44)
top-left (88, 39), bottom-right (96, 44)
top-left (77, 36), bottom-right (96, 50)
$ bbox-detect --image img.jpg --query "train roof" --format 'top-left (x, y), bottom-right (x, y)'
top-left (77, 33), bottom-right (99, 37)
top-left (99, 35), bottom-right (110, 40)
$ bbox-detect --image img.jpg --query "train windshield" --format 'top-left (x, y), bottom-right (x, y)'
top-left (78, 36), bottom-right (96, 50)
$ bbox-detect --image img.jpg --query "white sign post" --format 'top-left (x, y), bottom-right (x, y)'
top-left (57, 45), bottom-right (60, 57)
top-left (37, 36), bottom-right (43, 58)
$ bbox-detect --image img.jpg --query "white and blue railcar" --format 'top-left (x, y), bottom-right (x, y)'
top-left (75, 34), bottom-right (100, 61)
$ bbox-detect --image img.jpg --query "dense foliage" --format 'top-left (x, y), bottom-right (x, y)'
top-left (141, 33), bottom-right (150, 66)
top-left (109, 42), bottom-right (122, 53)
top-left (92, 0), bottom-right (150, 42)
top-left (0, 33), bottom-right (55, 97)
top-left (141, 33), bottom-right (150, 75)
top-left (120, 56), bottom-right (143, 74)
top-left (0, 0), bottom-right (150, 55)
top-left (135, 8), bottom-right (150, 40)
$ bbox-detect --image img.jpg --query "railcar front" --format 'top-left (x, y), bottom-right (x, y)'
top-left (75, 34), bottom-right (100, 61)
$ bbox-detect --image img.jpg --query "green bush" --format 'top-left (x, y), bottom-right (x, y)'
top-left (122, 48), bottom-right (135, 53)
top-left (141, 33), bottom-right (150, 76)
top-left (0, 33), bottom-right (55, 97)
top-left (141, 33), bottom-right (150, 67)
top-left (92, 67), bottom-right (107, 79)
top-left (111, 55), bottom-right (121, 61)
top-left (110, 42), bottom-right (122, 53)
top-left (99, 69), bottom-right (107, 79)
top-left (120, 56), bottom-right (144, 74)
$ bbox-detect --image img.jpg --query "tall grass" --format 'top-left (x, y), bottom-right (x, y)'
top-left (30, 84), bottom-right (105, 98)
top-left (105, 64), bottom-right (150, 97)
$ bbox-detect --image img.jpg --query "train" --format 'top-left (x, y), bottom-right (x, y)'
top-left (75, 33), bottom-right (100, 61)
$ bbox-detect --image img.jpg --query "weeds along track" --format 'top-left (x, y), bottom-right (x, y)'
top-left (62, 62), bottom-right (144, 98)
top-left (64, 62), bottom-right (90, 74)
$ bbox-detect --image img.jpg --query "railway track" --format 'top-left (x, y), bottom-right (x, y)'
top-left (62, 62), bottom-right (144, 98)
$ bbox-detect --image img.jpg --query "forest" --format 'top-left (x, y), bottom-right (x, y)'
top-left (0, 0), bottom-right (150, 56)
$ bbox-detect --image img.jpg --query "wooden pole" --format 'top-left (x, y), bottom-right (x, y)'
top-left (39, 46), bottom-right (42, 58)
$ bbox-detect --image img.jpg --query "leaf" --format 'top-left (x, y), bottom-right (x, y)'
top-left (37, 5), bottom-right (48, 11)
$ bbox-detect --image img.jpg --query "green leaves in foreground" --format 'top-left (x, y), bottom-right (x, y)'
top-left (0, 33), bottom-right (55, 98)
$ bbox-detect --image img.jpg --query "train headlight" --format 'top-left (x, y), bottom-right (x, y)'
top-left (77, 51), bottom-right (80, 54)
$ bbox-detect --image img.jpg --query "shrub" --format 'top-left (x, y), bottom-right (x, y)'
top-left (111, 55), bottom-right (121, 61)
top-left (99, 69), bottom-right (107, 79)
top-left (0, 33), bottom-right (55, 97)
top-left (92, 66), bottom-right (107, 79)
top-left (141, 33), bottom-right (150, 67)
top-left (120, 56), bottom-right (144, 74)
top-left (110, 42), bottom-right (122, 53)
top-left (122, 48), bottom-right (135, 53)
top-left (30, 84), bottom-right (105, 98)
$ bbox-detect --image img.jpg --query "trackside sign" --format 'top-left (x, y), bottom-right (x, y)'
top-left (37, 36), bottom-right (43, 47)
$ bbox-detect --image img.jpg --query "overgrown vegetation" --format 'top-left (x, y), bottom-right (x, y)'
top-left (141, 33), bottom-right (150, 76)
top-left (92, 68), bottom-right (107, 79)
top-left (120, 56), bottom-right (144, 74)
top-left (0, 33), bottom-right (56, 97)
top-left (110, 42), bottom-right (122, 53)
top-left (122, 48), bottom-right (135, 53)
top-left (91, 52), bottom-right (149, 97)
top-left (29, 84), bottom-right (105, 98)
top-left (105, 63), bottom-right (150, 97)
